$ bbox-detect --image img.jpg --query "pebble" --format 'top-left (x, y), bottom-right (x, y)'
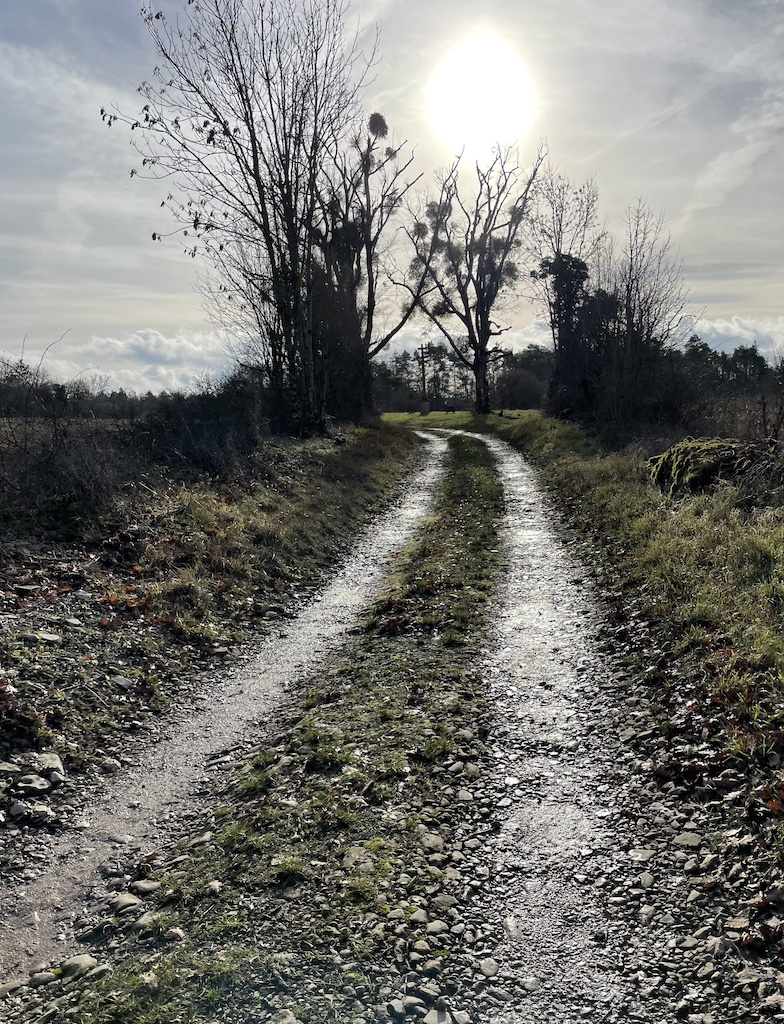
top-left (421, 833), bottom-right (445, 853)
top-left (28, 972), bottom-right (58, 988)
top-left (107, 893), bottom-right (143, 915)
top-left (628, 849), bottom-right (656, 863)
top-left (673, 832), bottom-right (704, 849)
top-left (423, 1010), bottom-right (451, 1024)
top-left (426, 920), bottom-right (449, 935)
top-left (477, 958), bottom-right (499, 978)
top-left (129, 879), bottom-right (161, 896)
top-left (130, 912), bottom-right (161, 932)
top-left (15, 775), bottom-right (51, 794)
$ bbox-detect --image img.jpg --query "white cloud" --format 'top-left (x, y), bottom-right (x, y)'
top-left (0, 328), bottom-right (231, 395)
top-left (695, 314), bottom-right (784, 362)
top-left (683, 141), bottom-right (770, 221)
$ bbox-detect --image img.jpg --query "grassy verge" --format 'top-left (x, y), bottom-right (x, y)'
top-left (46, 434), bottom-right (504, 1023)
top-left (389, 410), bottom-right (784, 845)
top-left (0, 423), bottom-right (421, 766)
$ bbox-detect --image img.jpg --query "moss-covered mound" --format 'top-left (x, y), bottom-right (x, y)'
top-left (650, 436), bottom-right (784, 502)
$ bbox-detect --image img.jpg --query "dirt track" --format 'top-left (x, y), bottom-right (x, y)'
top-left (1, 431), bottom-right (780, 1023)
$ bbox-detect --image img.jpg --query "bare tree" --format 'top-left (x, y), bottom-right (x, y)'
top-left (527, 166), bottom-right (602, 410)
top-left (403, 146), bottom-right (545, 413)
top-left (315, 113), bottom-right (424, 419)
top-left (103, 0), bottom-right (370, 433)
top-left (534, 192), bottom-right (695, 424)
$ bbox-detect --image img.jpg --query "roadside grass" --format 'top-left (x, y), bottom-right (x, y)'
top-left (70, 434), bottom-right (503, 1024)
top-left (110, 423), bottom-right (424, 633)
top-left (0, 424), bottom-right (422, 761)
top-left (389, 411), bottom-right (784, 808)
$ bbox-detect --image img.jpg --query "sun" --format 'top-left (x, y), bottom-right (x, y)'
top-left (426, 32), bottom-right (537, 157)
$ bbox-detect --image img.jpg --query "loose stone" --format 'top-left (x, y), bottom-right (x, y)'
top-left (672, 832), bottom-right (703, 848)
top-left (478, 957), bottom-right (499, 978)
top-left (28, 972), bottom-right (58, 988)
top-left (59, 954), bottom-right (98, 979)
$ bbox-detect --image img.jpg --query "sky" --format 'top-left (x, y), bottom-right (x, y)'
top-left (0, 0), bottom-right (782, 393)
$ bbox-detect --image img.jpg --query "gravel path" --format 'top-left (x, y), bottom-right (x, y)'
top-left (475, 433), bottom-right (627, 1020)
top-left (0, 433), bottom-right (448, 983)
top-left (457, 432), bottom-right (774, 1024)
top-left (2, 429), bottom-right (780, 1024)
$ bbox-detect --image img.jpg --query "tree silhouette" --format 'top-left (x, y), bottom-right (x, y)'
top-left (103, 0), bottom-right (380, 432)
top-left (403, 146), bottom-right (544, 414)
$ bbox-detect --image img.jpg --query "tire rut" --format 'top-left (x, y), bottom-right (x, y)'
top-left (452, 431), bottom-right (746, 1023)
top-left (0, 433), bottom-right (449, 984)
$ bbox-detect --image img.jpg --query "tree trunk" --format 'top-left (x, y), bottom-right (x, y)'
top-left (361, 354), bottom-right (375, 420)
top-left (474, 349), bottom-right (491, 414)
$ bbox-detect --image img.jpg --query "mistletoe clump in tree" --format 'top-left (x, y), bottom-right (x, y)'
top-left (403, 145), bottom-right (544, 414)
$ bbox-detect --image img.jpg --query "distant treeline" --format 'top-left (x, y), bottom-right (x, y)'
top-left (1, 335), bottom-right (778, 431)
top-left (373, 336), bottom-right (784, 438)
top-left (372, 343), bottom-right (555, 413)
top-left (0, 333), bottom-right (780, 525)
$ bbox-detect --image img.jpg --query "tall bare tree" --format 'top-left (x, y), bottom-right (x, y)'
top-left (599, 201), bottom-right (693, 421)
top-left (103, 0), bottom-right (370, 433)
top-left (403, 146), bottom-right (545, 414)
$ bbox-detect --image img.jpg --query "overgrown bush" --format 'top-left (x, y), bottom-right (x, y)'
top-left (0, 365), bottom-right (273, 529)
top-left (133, 371), bottom-right (269, 475)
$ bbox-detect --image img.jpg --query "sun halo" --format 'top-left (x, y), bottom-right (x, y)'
top-left (426, 33), bottom-right (537, 158)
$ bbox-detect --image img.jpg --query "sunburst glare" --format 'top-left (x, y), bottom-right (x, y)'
top-left (426, 32), bottom-right (537, 157)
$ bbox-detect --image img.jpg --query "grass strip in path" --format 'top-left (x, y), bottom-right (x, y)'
top-left (11, 434), bottom-right (505, 1024)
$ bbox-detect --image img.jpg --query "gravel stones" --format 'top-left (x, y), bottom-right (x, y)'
top-left (1, 433), bottom-right (780, 1024)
